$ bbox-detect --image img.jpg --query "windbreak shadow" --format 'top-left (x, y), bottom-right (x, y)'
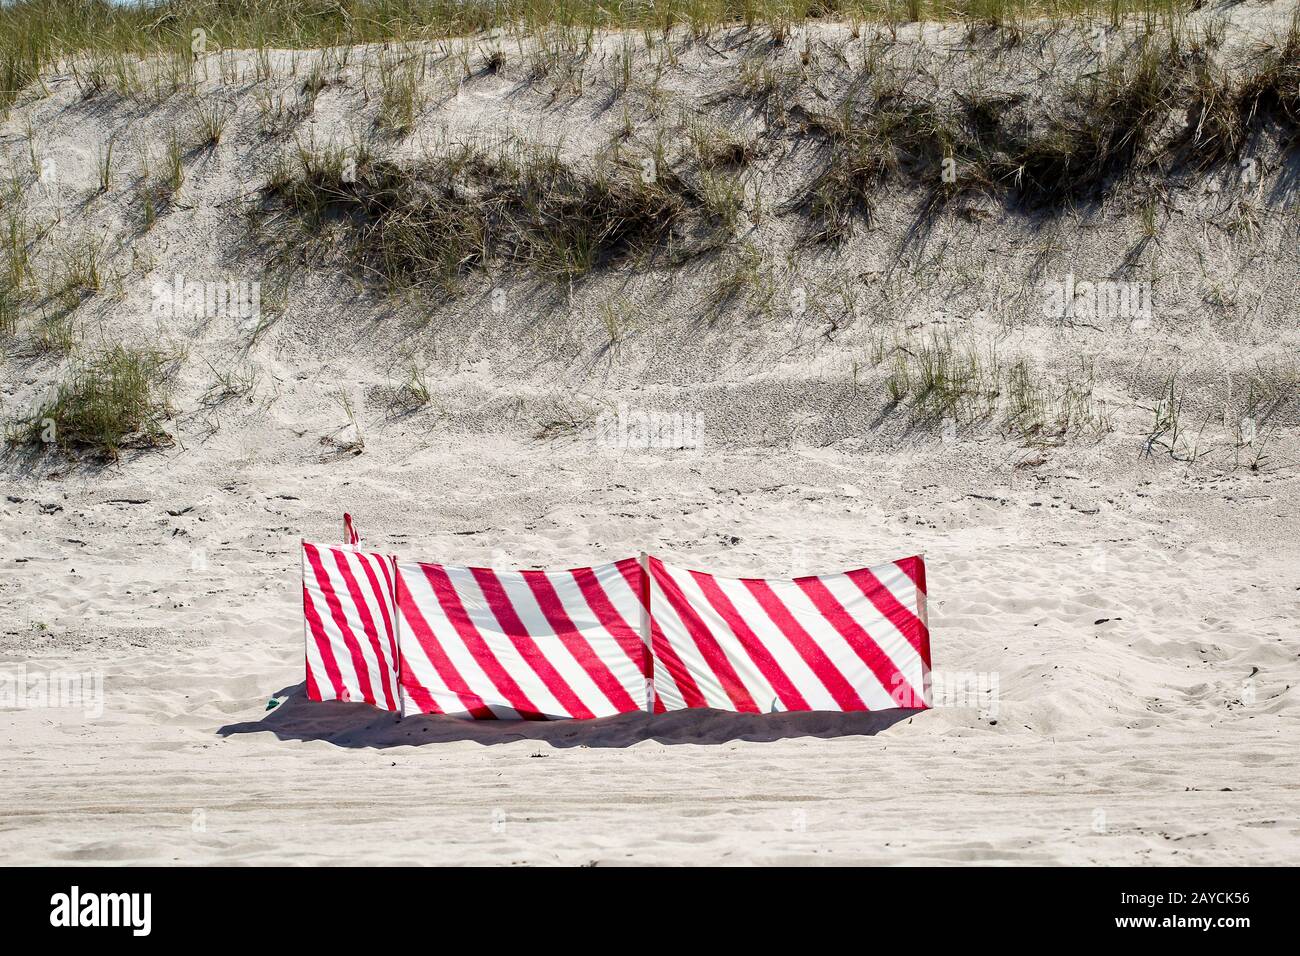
top-left (217, 683), bottom-right (921, 749)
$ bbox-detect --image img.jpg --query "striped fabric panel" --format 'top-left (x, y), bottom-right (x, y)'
top-left (394, 557), bottom-right (652, 719)
top-left (647, 555), bottom-right (931, 713)
top-left (301, 541), bottom-right (400, 712)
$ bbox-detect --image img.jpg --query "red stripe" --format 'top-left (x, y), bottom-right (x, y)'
top-left (304, 651), bottom-right (322, 701)
top-left (395, 568), bottom-right (491, 718)
top-left (472, 568), bottom-right (596, 719)
top-left (849, 566), bottom-right (930, 669)
top-left (392, 620), bottom-right (444, 713)
top-left (743, 578), bottom-right (869, 711)
top-left (522, 570), bottom-right (640, 714)
top-left (797, 576), bottom-right (926, 709)
top-left (403, 682), bottom-right (444, 715)
top-left (689, 570), bottom-right (810, 711)
top-left (573, 562), bottom-right (649, 676)
top-left (652, 563), bottom-right (759, 713)
top-left (376, 555), bottom-right (403, 709)
top-left (574, 557), bottom-right (659, 714)
top-left (896, 555), bottom-right (931, 671)
top-left (423, 564), bottom-right (547, 719)
top-left (370, 552), bottom-right (400, 663)
top-left (390, 574), bottom-right (442, 716)
top-left (302, 582), bottom-right (343, 700)
top-left (895, 554), bottom-right (925, 590)
top-left (621, 559), bottom-right (705, 708)
top-left (303, 542), bottom-right (374, 704)
top-left (355, 551), bottom-right (399, 687)
top-left (333, 550), bottom-right (397, 710)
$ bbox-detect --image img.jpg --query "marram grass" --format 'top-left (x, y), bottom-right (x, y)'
top-left (0, 0), bottom-right (1193, 108)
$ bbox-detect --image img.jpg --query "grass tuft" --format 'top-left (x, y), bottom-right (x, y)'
top-left (6, 345), bottom-right (173, 458)
top-left (873, 332), bottom-right (1109, 442)
top-left (261, 138), bottom-right (700, 297)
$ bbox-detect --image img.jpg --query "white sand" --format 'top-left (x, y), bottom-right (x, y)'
top-left (3, 439), bottom-right (1297, 864)
top-left (1, 10), bottom-right (1298, 864)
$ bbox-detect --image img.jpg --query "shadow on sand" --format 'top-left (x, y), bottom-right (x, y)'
top-left (218, 683), bottom-right (921, 749)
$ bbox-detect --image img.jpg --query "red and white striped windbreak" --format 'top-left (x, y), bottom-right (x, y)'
top-left (301, 541), bottom-right (401, 711)
top-left (299, 518), bottom-right (931, 719)
top-left (646, 556), bottom-right (931, 713)
top-left (394, 558), bottom-right (652, 719)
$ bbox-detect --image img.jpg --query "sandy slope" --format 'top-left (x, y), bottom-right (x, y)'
top-left (1, 8), bottom-right (1299, 864)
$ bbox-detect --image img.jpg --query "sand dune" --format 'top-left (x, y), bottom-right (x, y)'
top-left (2, 7), bottom-right (1298, 864)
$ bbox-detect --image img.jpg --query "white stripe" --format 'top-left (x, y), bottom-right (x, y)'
top-left (710, 574), bottom-right (841, 711)
top-left (441, 566), bottom-right (572, 718)
top-left (392, 570), bottom-right (446, 716)
top-left (551, 568), bottom-right (645, 707)
top-left (659, 563), bottom-right (777, 710)
top-left (764, 578), bottom-right (899, 710)
top-left (304, 546), bottom-right (366, 703)
top-left (398, 561), bottom-right (519, 718)
top-left (359, 551), bottom-right (401, 711)
top-left (392, 563), bottom-right (456, 717)
top-left (591, 561), bottom-right (654, 687)
top-left (867, 560), bottom-right (930, 703)
top-left (495, 571), bottom-right (617, 717)
top-left (820, 569), bottom-right (925, 705)
top-left (395, 609), bottom-right (441, 717)
top-left (649, 648), bottom-right (687, 712)
top-left (342, 550), bottom-right (395, 705)
top-left (546, 567), bottom-right (642, 712)
top-left (302, 546), bottom-right (335, 701)
top-left (351, 552), bottom-right (393, 666)
top-left (873, 561), bottom-right (921, 609)
top-left (585, 560), bottom-right (673, 710)
top-left (304, 589), bottom-right (348, 700)
top-left (351, 551), bottom-right (398, 681)
top-left (329, 550), bottom-right (390, 706)
top-left (647, 570), bottom-right (734, 710)
top-left (363, 551), bottom-right (402, 708)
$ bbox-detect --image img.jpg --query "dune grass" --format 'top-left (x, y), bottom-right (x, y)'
top-left (797, 13), bottom-right (1299, 240)
top-left (6, 345), bottom-right (173, 457)
top-left (260, 135), bottom-right (709, 295)
top-left (873, 331), bottom-right (1108, 441)
top-left (0, 275), bottom-right (17, 336)
top-left (0, 0), bottom-right (1198, 110)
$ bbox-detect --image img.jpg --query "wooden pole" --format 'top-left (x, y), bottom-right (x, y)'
top-left (390, 553), bottom-right (404, 721)
top-left (638, 551), bottom-right (654, 713)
